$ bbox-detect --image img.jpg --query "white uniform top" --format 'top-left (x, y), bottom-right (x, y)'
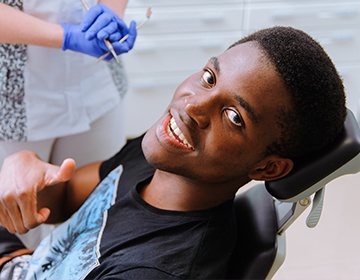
top-left (0, 0), bottom-right (126, 141)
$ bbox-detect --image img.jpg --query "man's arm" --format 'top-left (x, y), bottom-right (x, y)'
top-left (0, 151), bottom-right (101, 234)
top-left (39, 160), bottom-right (102, 224)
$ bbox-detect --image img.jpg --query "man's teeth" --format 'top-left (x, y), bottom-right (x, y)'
top-left (168, 117), bottom-right (193, 149)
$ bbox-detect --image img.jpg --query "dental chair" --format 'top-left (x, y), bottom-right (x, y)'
top-left (226, 109), bottom-right (360, 279)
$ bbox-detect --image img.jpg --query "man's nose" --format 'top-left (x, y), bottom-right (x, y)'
top-left (183, 95), bottom-right (215, 129)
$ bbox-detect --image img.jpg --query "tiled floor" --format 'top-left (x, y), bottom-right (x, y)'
top-left (273, 172), bottom-right (360, 279)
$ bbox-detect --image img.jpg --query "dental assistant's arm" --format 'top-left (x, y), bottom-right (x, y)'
top-left (0, 2), bottom-right (136, 59)
top-left (100, 0), bottom-right (129, 18)
top-left (0, 1), bottom-right (129, 46)
top-left (0, 150), bottom-right (101, 234)
top-left (0, 3), bottom-right (63, 47)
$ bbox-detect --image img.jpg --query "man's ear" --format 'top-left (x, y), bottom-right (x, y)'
top-left (248, 156), bottom-right (293, 181)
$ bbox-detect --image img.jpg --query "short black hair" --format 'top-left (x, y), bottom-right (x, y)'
top-left (229, 26), bottom-right (347, 160)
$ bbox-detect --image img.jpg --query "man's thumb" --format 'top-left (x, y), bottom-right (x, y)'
top-left (45, 158), bottom-right (76, 185)
top-left (57, 158), bottom-right (76, 181)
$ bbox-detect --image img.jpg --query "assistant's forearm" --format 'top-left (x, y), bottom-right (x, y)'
top-left (99, 0), bottom-right (128, 18)
top-left (0, 3), bottom-right (63, 47)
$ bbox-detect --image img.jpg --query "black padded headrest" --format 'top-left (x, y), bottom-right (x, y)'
top-left (266, 109), bottom-right (360, 201)
top-left (227, 184), bottom-right (278, 279)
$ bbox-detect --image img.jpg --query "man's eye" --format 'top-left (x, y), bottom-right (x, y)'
top-left (225, 109), bottom-right (243, 127)
top-left (202, 69), bottom-right (216, 87)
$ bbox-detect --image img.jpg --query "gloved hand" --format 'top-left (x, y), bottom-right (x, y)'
top-left (61, 21), bottom-right (136, 61)
top-left (62, 23), bottom-right (108, 59)
top-left (61, 3), bottom-right (137, 61)
top-left (81, 4), bottom-right (131, 42)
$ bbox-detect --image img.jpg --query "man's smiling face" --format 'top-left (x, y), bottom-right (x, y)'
top-left (142, 42), bottom-right (293, 186)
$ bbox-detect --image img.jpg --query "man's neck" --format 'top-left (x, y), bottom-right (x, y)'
top-left (139, 169), bottom-right (244, 212)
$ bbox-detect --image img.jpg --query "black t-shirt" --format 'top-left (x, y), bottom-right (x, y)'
top-left (18, 136), bottom-right (237, 279)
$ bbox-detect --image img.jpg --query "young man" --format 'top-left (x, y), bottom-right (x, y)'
top-left (0, 26), bottom-right (346, 279)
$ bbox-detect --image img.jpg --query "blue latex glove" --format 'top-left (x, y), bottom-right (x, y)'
top-left (62, 4), bottom-right (137, 61)
top-left (61, 21), bottom-right (137, 60)
top-left (81, 4), bottom-right (131, 43)
top-left (104, 20), bottom-right (137, 56)
top-left (61, 22), bottom-right (136, 60)
top-left (62, 23), bottom-right (108, 58)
